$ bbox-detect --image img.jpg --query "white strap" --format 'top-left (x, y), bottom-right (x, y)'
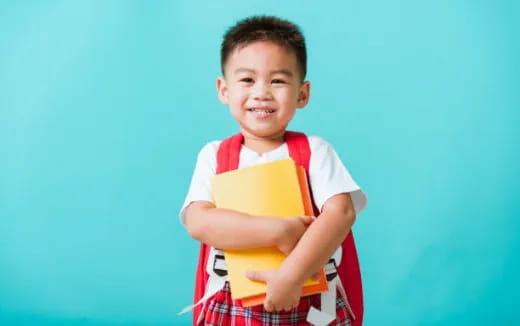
top-left (178, 247), bottom-right (228, 316)
top-left (206, 248), bottom-right (225, 273)
top-left (332, 247), bottom-right (342, 268)
top-left (306, 277), bottom-right (337, 326)
top-left (177, 273), bottom-right (226, 315)
top-left (306, 274), bottom-right (355, 326)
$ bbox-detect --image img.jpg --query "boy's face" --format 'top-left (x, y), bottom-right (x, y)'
top-left (217, 41), bottom-right (310, 141)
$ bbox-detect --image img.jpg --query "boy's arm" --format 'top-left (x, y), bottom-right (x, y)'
top-left (246, 192), bottom-right (356, 311)
top-left (279, 192), bottom-right (355, 281)
top-left (184, 201), bottom-right (313, 252)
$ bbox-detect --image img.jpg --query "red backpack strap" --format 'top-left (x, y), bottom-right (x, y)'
top-left (339, 233), bottom-right (364, 326)
top-left (285, 131), bottom-right (319, 217)
top-left (217, 133), bottom-right (243, 174)
top-left (285, 131), bottom-right (364, 326)
top-left (193, 133), bottom-right (243, 324)
top-left (193, 243), bottom-right (209, 324)
top-left (285, 131), bottom-right (312, 172)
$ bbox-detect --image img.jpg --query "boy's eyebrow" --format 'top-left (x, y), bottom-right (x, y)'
top-left (271, 69), bottom-right (293, 77)
top-left (233, 68), bottom-right (255, 75)
top-left (233, 68), bottom-right (294, 77)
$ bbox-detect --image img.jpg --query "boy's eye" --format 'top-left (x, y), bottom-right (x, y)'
top-left (272, 79), bottom-right (286, 84)
top-left (240, 78), bottom-right (254, 83)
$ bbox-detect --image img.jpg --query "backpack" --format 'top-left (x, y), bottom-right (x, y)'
top-left (193, 131), bottom-right (363, 325)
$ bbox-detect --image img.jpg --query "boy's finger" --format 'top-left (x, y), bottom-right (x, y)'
top-left (300, 215), bottom-right (315, 224)
top-left (245, 270), bottom-right (267, 282)
top-left (264, 301), bottom-right (274, 312)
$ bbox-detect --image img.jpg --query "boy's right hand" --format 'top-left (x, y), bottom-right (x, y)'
top-left (276, 216), bottom-right (315, 255)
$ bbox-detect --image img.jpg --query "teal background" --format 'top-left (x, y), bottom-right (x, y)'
top-left (1, 1), bottom-right (518, 325)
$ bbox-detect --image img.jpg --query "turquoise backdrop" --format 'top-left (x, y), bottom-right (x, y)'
top-left (1, 1), bottom-right (518, 325)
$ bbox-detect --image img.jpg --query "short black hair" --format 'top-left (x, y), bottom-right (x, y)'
top-left (221, 15), bottom-right (307, 81)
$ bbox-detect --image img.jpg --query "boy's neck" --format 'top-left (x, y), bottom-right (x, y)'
top-left (242, 130), bottom-right (286, 155)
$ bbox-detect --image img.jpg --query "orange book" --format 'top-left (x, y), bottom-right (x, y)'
top-left (241, 165), bottom-right (328, 307)
top-left (211, 159), bottom-right (328, 307)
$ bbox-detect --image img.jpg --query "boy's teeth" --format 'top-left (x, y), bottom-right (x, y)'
top-left (249, 108), bottom-right (274, 113)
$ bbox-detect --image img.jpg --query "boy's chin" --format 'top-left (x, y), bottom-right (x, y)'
top-left (240, 127), bottom-right (287, 139)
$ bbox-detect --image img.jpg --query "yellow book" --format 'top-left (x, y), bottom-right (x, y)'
top-left (211, 158), bottom-right (326, 301)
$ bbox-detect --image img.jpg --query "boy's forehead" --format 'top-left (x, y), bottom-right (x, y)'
top-left (233, 67), bottom-right (294, 78)
top-left (225, 41), bottom-right (300, 76)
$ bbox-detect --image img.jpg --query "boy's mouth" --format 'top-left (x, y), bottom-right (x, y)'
top-left (246, 107), bottom-right (276, 113)
top-left (247, 107), bottom-right (276, 119)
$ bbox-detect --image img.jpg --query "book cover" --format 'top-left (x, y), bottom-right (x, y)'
top-left (211, 158), bottom-right (328, 304)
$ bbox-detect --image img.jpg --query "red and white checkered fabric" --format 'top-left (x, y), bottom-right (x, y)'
top-left (199, 282), bottom-right (351, 326)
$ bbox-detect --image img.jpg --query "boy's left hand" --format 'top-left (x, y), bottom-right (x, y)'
top-left (245, 269), bottom-right (303, 312)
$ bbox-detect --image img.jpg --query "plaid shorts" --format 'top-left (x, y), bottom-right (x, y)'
top-left (200, 282), bottom-right (351, 326)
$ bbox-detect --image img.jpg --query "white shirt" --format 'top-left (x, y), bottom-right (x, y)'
top-left (179, 135), bottom-right (367, 223)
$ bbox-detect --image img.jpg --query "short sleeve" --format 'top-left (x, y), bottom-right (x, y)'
top-left (178, 141), bottom-right (220, 225)
top-left (308, 136), bottom-right (367, 216)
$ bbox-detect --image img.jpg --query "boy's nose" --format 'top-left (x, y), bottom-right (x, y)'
top-left (251, 83), bottom-right (273, 100)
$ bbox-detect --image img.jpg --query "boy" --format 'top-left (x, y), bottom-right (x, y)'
top-left (180, 16), bottom-right (367, 325)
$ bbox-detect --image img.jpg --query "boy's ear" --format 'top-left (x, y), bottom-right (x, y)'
top-left (216, 77), bottom-right (229, 104)
top-left (296, 81), bottom-right (310, 108)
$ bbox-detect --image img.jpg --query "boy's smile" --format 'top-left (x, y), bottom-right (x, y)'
top-left (217, 41), bottom-right (310, 149)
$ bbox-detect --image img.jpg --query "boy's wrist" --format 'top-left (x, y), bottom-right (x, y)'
top-left (271, 217), bottom-right (287, 248)
top-left (277, 263), bottom-right (306, 287)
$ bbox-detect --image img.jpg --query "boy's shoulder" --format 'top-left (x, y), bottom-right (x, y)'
top-left (307, 134), bottom-right (328, 144)
top-left (307, 135), bottom-right (336, 152)
top-left (196, 140), bottom-right (221, 159)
